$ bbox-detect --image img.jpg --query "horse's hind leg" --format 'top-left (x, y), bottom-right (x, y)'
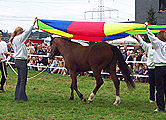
top-left (107, 65), bottom-right (121, 106)
top-left (88, 71), bottom-right (104, 103)
top-left (69, 71), bottom-right (86, 102)
top-left (111, 72), bottom-right (121, 106)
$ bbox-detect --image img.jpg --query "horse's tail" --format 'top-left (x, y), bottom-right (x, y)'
top-left (112, 46), bottom-right (135, 89)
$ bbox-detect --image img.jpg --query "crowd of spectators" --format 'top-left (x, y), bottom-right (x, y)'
top-left (6, 42), bottom-right (149, 83)
top-left (7, 41), bottom-right (67, 76)
top-left (122, 46), bottom-right (149, 83)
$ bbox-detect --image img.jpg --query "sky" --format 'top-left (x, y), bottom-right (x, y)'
top-left (0, 0), bottom-right (135, 33)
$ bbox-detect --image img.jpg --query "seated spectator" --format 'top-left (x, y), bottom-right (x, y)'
top-left (57, 58), bottom-right (65, 75)
top-left (141, 51), bottom-right (148, 66)
top-left (144, 65), bottom-right (149, 83)
top-left (37, 43), bottom-right (42, 54)
top-left (31, 57), bottom-right (37, 71)
top-left (37, 45), bottom-right (47, 55)
top-left (138, 65), bottom-right (144, 83)
top-left (123, 46), bottom-right (127, 59)
top-left (133, 53), bottom-right (138, 61)
top-left (52, 58), bottom-right (60, 74)
top-left (27, 42), bottom-right (35, 55)
top-left (50, 57), bottom-right (58, 73)
top-left (116, 64), bottom-right (120, 74)
top-left (136, 49), bottom-right (143, 61)
top-left (133, 63), bottom-right (140, 75)
top-left (37, 56), bottom-right (45, 71)
top-left (28, 57), bottom-right (37, 70)
top-left (8, 44), bottom-right (14, 53)
top-left (34, 43), bottom-right (38, 54)
top-left (126, 51), bottom-right (133, 69)
top-left (37, 45), bottom-right (48, 66)
top-left (27, 56), bottom-right (32, 70)
top-left (130, 50), bottom-right (135, 58)
top-left (35, 56), bottom-right (39, 63)
top-left (120, 49), bottom-right (126, 60)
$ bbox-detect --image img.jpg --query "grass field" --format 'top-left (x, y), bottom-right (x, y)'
top-left (0, 68), bottom-right (166, 120)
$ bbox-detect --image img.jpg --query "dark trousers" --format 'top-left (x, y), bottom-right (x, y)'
top-left (155, 66), bottom-right (166, 110)
top-left (148, 68), bottom-right (155, 101)
top-left (0, 62), bottom-right (7, 88)
top-left (14, 59), bottom-right (28, 101)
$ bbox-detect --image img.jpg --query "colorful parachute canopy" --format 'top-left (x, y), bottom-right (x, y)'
top-left (37, 19), bottom-right (166, 42)
top-left (127, 25), bottom-right (166, 35)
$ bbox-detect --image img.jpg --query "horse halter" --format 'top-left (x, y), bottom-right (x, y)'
top-left (49, 38), bottom-right (56, 59)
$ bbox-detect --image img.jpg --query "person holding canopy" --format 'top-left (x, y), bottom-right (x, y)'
top-left (9, 19), bottom-right (37, 101)
top-left (131, 34), bottom-right (156, 104)
top-left (145, 22), bottom-right (166, 112)
top-left (0, 30), bottom-right (8, 92)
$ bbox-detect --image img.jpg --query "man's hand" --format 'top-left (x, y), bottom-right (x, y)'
top-left (2, 51), bottom-right (7, 55)
top-left (0, 57), bottom-right (3, 61)
top-left (34, 19), bottom-right (37, 25)
top-left (131, 35), bottom-right (140, 42)
top-left (48, 59), bottom-right (53, 64)
top-left (145, 22), bottom-right (148, 30)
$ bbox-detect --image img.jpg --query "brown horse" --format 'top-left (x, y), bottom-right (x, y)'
top-left (49, 36), bottom-right (135, 105)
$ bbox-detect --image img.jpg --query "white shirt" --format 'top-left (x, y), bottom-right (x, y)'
top-left (12, 25), bottom-right (34, 59)
top-left (147, 29), bottom-right (166, 66)
top-left (138, 35), bottom-right (155, 69)
top-left (0, 40), bottom-right (8, 62)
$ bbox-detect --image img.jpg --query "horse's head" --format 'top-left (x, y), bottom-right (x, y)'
top-left (49, 36), bottom-right (60, 59)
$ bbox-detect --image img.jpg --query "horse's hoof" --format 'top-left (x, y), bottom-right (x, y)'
top-left (68, 98), bottom-right (74, 101)
top-left (81, 99), bottom-right (86, 102)
top-left (113, 100), bottom-right (121, 106)
top-left (68, 96), bottom-right (74, 101)
top-left (113, 103), bottom-right (118, 106)
top-left (87, 100), bottom-right (93, 104)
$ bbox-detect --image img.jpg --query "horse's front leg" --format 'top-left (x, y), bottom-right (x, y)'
top-left (69, 82), bottom-right (74, 100)
top-left (69, 71), bottom-right (86, 102)
top-left (111, 73), bottom-right (121, 106)
top-left (88, 72), bottom-right (104, 103)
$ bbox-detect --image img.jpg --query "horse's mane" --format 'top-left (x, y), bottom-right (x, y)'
top-left (50, 36), bottom-right (84, 46)
top-left (61, 37), bottom-right (84, 46)
top-left (53, 37), bottom-right (71, 42)
top-left (61, 37), bottom-right (70, 41)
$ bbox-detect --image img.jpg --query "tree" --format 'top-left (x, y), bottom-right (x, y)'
top-left (146, 5), bottom-right (157, 25)
top-left (140, 5), bottom-right (158, 44)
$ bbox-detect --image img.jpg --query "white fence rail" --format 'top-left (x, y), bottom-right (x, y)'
top-left (6, 54), bottom-right (149, 79)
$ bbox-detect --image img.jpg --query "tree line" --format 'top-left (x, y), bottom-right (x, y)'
top-left (2, 31), bottom-right (51, 42)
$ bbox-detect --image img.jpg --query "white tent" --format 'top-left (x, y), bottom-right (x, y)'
top-left (44, 35), bottom-right (139, 47)
top-left (72, 36), bottom-right (139, 47)
top-left (107, 36), bottom-right (139, 46)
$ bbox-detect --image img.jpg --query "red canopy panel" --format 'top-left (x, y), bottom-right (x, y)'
top-left (25, 39), bottom-right (44, 44)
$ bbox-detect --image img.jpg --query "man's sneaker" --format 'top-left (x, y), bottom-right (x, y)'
top-left (150, 100), bottom-right (155, 103)
top-left (0, 87), bottom-right (6, 92)
top-left (154, 108), bottom-right (165, 112)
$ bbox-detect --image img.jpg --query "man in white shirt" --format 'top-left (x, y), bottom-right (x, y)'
top-left (10, 19), bottom-right (37, 101)
top-left (131, 35), bottom-right (155, 103)
top-left (145, 22), bottom-right (166, 112)
top-left (0, 30), bottom-right (8, 92)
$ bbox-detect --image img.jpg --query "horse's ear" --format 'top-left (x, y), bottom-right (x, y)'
top-left (50, 35), bottom-right (54, 46)
top-left (50, 35), bottom-right (54, 40)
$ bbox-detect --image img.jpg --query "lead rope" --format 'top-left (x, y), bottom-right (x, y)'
top-left (4, 54), bottom-right (52, 80)
top-left (7, 62), bottom-right (18, 75)
top-left (27, 64), bottom-right (50, 80)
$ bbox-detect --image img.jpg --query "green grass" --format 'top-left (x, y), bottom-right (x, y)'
top-left (0, 68), bottom-right (166, 120)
